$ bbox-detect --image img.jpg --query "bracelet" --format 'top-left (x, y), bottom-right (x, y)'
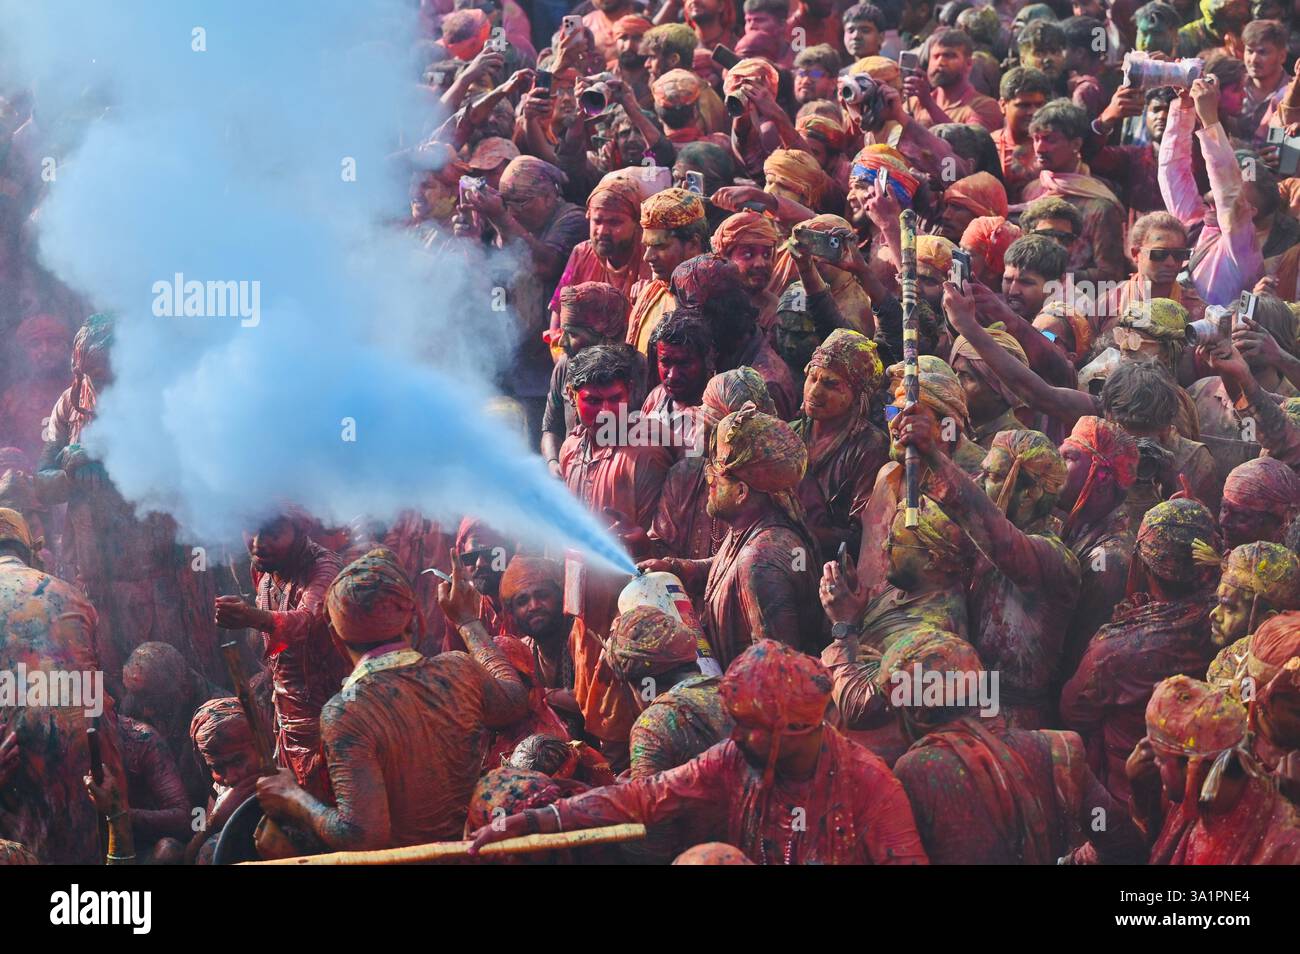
top-left (106, 853), bottom-right (136, 864)
top-left (546, 803), bottom-right (563, 833)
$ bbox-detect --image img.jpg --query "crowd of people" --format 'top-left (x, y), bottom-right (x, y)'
top-left (4, 0), bottom-right (1300, 866)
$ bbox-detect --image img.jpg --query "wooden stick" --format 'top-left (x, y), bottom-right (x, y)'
top-left (240, 823), bottom-right (647, 866)
top-left (898, 208), bottom-right (920, 528)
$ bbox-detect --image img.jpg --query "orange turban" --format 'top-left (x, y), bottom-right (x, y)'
top-left (605, 606), bottom-right (700, 681)
top-left (796, 113), bottom-right (847, 153)
top-left (763, 148), bottom-right (827, 206)
top-left (944, 172), bottom-right (1009, 219)
top-left (652, 68), bottom-right (703, 108)
top-left (325, 548), bottom-right (417, 644)
top-left (849, 56), bottom-right (902, 91)
top-left (850, 144), bottom-right (920, 205)
top-left (614, 14), bottom-right (653, 38)
top-left (1038, 300), bottom-right (1094, 357)
top-left (960, 216), bottom-right (1022, 282)
top-left (711, 210), bottom-right (780, 254)
top-left (442, 9), bottom-right (492, 60)
top-left (723, 57), bottom-right (780, 96)
top-left (916, 235), bottom-right (955, 275)
top-left (498, 556), bottom-right (563, 605)
top-left (0, 507), bottom-right (36, 552)
top-left (587, 175), bottom-right (643, 221)
top-left (641, 187), bottom-right (706, 233)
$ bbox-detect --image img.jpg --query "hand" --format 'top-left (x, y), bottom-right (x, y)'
top-left (1232, 316), bottom-right (1284, 368)
top-left (1253, 274), bottom-right (1279, 295)
top-left (741, 79), bottom-right (782, 121)
top-left (819, 556), bottom-right (867, 624)
top-left (862, 175), bottom-right (901, 227)
top-left (522, 88), bottom-right (555, 122)
top-left (709, 185), bottom-right (775, 214)
top-left (879, 83), bottom-right (908, 125)
top-left (636, 558), bottom-right (676, 575)
top-left (464, 49), bottom-right (505, 84)
top-left (0, 727), bottom-right (18, 787)
top-left (1197, 340), bottom-right (1252, 385)
top-left (502, 69), bottom-right (534, 97)
top-left (890, 401), bottom-right (941, 460)
top-left (255, 768), bottom-right (304, 821)
top-left (1125, 736), bottom-right (1158, 790)
top-left (467, 810), bottom-right (533, 855)
top-left (941, 280), bottom-right (979, 335)
top-left (1260, 143), bottom-right (1281, 172)
top-left (463, 183), bottom-right (506, 221)
top-left (214, 595), bottom-right (270, 631)
top-left (1190, 75), bottom-right (1220, 128)
top-left (547, 458), bottom-right (563, 479)
top-left (438, 545), bottom-right (483, 627)
top-left (902, 71), bottom-right (933, 107)
top-left (827, 227), bottom-right (868, 274)
top-left (1100, 85), bottom-right (1145, 127)
top-left (84, 763), bottom-right (126, 817)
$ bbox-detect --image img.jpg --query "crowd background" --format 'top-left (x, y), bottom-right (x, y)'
top-left (3, 0), bottom-right (1300, 866)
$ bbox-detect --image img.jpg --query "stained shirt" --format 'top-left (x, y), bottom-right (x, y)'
top-left (1060, 592), bottom-right (1217, 805)
top-left (553, 729), bottom-right (930, 864)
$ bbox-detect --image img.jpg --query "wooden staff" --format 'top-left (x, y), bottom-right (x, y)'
top-left (240, 823), bottom-right (648, 866)
top-left (219, 639), bottom-right (277, 777)
top-left (899, 208), bottom-right (920, 528)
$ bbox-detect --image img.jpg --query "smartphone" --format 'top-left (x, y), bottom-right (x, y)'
top-left (561, 15), bottom-right (582, 38)
top-left (1238, 290), bottom-right (1257, 327)
top-left (836, 542), bottom-right (849, 574)
top-left (899, 51), bottom-right (921, 76)
top-left (878, 167), bottom-right (890, 194)
top-left (950, 248), bottom-right (971, 291)
top-left (712, 44), bottom-right (742, 70)
top-left (685, 170), bottom-right (705, 195)
top-left (1040, 328), bottom-right (1058, 343)
top-left (458, 174), bottom-right (486, 204)
top-left (793, 225), bottom-right (844, 260)
top-left (534, 69), bottom-right (552, 92)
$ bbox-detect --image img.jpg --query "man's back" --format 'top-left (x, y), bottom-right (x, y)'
top-left (320, 651), bottom-right (501, 847)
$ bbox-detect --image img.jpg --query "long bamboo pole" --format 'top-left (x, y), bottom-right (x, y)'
top-left (240, 823), bottom-right (647, 866)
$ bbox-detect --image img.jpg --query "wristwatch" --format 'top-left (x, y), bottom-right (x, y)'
top-left (830, 621), bottom-right (861, 641)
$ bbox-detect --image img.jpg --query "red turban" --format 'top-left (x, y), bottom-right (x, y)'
top-left (614, 14), bottom-right (653, 37)
top-left (189, 697), bottom-right (253, 763)
top-left (605, 605), bottom-right (700, 681)
top-left (325, 548), bottom-right (417, 644)
top-left (944, 172), bottom-right (1009, 219)
top-left (1249, 611), bottom-right (1300, 686)
top-left (587, 175), bottom-right (643, 221)
top-left (1060, 416), bottom-right (1138, 534)
top-left (465, 767), bottom-right (566, 834)
top-left (1223, 458), bottom-right (1300, 520)
top-left (875, 628), bottom-right (984, 699)
top-left (559, 281), bottom-right (630, 340)
top-left (1146, 675), bottom-right (1246, 759)
top-left (960, 216), bottom-right (1022, 284)
top-left (455, 516), bottom-right (509, 553)
top-left (498, 556), bottom-right (563, 605)
top-left (673, 842), bottom-right (755, 864)
top-left (442, 9), bottom-right (492, 60)
top-left (721, 639), bottom-right (831, 733)
top-left (670, 253), bottom-right (745, 308)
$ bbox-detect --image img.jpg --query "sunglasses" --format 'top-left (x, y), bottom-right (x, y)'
top-left (1143, 247), bottom-right (1192, 263)
top-left (459, 547), bottom-right (496, 566)
top-left (1032, 228), bottom-right (1076, 243)
top-left (795, 68), bottom-right (829, 79)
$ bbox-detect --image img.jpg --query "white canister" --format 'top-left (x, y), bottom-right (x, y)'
top-left (618, 571), bottom-right (722, 677)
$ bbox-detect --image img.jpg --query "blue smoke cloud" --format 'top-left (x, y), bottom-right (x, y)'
top-left (0, 0), bottom-right (637, 575)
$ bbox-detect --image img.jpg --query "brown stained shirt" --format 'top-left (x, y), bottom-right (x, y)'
top-left (927, 455), bottom-right (1081, 727)
top-left (319, 649), bottom-right (527, 850)
top-left (700, 512), bottom-right (822, 668)
top-left (1061, 510), bottom-right (1135, 676)
top-left (793, 416), bottom-right (891, 559)
top-left (555, 728), bottom-right (929, 864)
top-left (649, 456), bottom-right (725, 561)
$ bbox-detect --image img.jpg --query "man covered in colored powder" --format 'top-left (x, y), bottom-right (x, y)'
top-left (893, 403), bottom-right (1081, 729)
top-left (467, 639), bottom-right (929, 864)
top-left (641, 404), bottom-right (821, 666)
top-left (0, 508), bottom-right (112, 863)
top-left (1205, 549), bottom-right (1300, 701)
top-left (255, 549), bottom-right (527, 850)
top-left (214, 511), bottom-right (350, 801)
top-left (879, 629), bottom-right (1146, 864)
top-left (649, 368), bottom-right (777, 561)
top-left (1129, 674), bottom-right (1300, 863)
top-left (791, 329), bottom-right (890, 561)
top-left (1062, 499), bottom-right (1222, 804)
